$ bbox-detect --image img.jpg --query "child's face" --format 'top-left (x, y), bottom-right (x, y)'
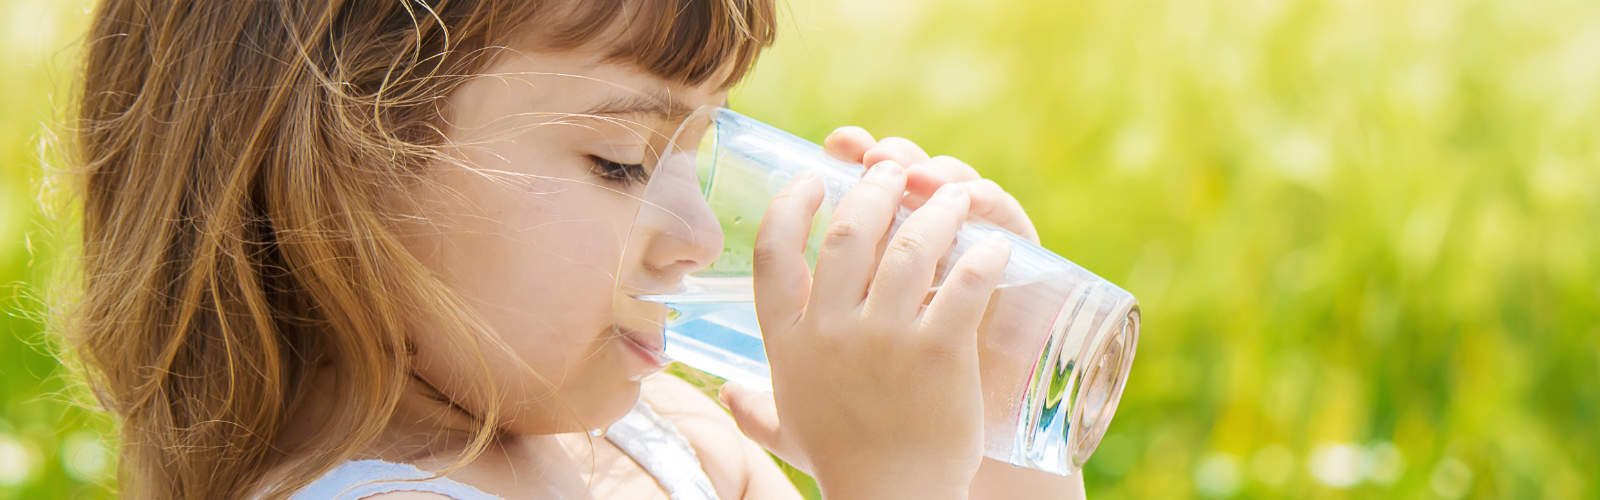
top-left (400, 42), bottom-right (729, 434)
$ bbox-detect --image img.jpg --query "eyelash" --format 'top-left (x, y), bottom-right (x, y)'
top-left (587, 155), bottom-right (650, 186)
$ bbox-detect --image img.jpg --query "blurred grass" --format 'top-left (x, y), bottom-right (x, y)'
top-left (3, 1), bottom-right (114, 499)
top-left (4, 0), bottom-right (1597, 498)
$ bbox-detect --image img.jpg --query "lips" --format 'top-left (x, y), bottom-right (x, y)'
top-left (614, 325), bottom-right (669, 366)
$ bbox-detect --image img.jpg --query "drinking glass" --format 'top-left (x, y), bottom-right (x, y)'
top-left (616, 106), bottom-right (1140, 476)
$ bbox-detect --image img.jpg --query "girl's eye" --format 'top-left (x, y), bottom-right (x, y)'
top-left (587, 155), bottom-right (650, 186)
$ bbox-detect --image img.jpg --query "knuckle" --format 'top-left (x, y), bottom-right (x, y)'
top-left (951, 262), bottom-right (999, 289)
top-left (930, 155), bottom-right (979, 177)
top-left (822, 218), bottom-right (863, 243)
top-left (962, 181), bottom-right (1001, 205)
top-left (768, 189), bottom-right (813, 212)
top-left (865, 137), bottom-right (921, 161)
top-left (965, 179), bottom-right (999, 197)
top-left (887, 231), bottom-right (930, 259)
top-left (752, 241), bottom-right (785, 269)
top-left (980, 179), bottom-right (1020, 202)
top-left (770, 186), bottom-right (804, 203)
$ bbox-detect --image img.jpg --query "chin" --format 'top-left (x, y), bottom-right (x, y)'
top-left (589, 378), bottom-right (646, 427)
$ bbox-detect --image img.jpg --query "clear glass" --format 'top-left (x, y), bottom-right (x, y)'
top-left (616, 106), bottom-right (1140, 476)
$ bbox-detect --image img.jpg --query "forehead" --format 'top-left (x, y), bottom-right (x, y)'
top-left (462, 47), bottom-right (722, 129)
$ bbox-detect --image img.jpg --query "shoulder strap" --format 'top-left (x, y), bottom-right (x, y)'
top-left (604, 401), bottom-right (722, 500)
top-left (289, 459), bottom-right (504, 500)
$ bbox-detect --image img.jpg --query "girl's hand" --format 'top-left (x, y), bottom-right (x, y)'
top-left (816, 129), bottom-right (1084, 500)
top-left (726, 149), bottom-right (1012, 499)
top-left (819, 130), bottom-right (1082, 499)
top-left (822, 127), bottom-right (1040, 244)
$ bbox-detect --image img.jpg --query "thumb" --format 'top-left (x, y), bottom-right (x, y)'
top-left (718, 382), bottom-right (811, 472)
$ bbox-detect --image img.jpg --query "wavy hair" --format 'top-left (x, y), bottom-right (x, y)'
top-left (63, 1), bottom-right (773, 498)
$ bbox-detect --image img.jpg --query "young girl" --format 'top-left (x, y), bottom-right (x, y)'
top-left (66, 1), bottom-right (1087, 498)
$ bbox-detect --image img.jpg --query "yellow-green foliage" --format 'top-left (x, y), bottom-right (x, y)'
top-left (3, 0), bottom-right (1595, 498)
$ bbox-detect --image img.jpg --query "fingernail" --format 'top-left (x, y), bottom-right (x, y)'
top-left (932, 183), bottom-right (967, 203)
top-left (867, 161), bottom-right (902, 178)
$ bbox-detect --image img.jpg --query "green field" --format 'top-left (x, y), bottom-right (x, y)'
top-left (3, 0), bottom-right (1596, 498)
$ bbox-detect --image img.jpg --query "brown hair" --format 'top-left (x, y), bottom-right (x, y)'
top-left (64, 1), bottom-right (773, 498)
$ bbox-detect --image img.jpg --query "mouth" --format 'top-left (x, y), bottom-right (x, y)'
top-left (614, 324), bottom-right (670, 367)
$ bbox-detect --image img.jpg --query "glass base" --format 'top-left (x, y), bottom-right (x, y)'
top-left (1007, 282), bottom-right (1141, 475)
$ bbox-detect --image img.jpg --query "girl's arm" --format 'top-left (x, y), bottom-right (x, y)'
top-left (641, 374), bottom-right (804, 500)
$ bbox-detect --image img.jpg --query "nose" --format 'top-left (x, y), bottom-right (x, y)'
top-left (629, 151), bottom-right (724, 291)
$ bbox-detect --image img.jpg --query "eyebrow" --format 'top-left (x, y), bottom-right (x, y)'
top-left (578, 91), bottom-right (727, 125)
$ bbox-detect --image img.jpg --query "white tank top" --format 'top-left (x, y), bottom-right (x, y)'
top-left (288, 400), bottom-right (721, 499)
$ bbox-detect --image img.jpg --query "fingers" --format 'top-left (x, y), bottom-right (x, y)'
top-left (718, 383), bottom-right (782, 452)
top-left (718, 383), bottom-right (812, 472)
top-left (960, 179), bottom-right (1040, 244)
top-left (824, 126), bottom-right (875, 163)
top-left (753, 171), bottom-right (824, 333)
top-left (904, 156), bottom-right (1039, 244)
top-left (920, 233), bottom-right (1011, 344)
top-left (809, 161), bottom-right (907, 311)
top-left (864, 184), bottom-right (971, 321)
top-left (861, 137), bottom-right (931, 172)
top-left (824, 128), bottom-right (933, 171)
top-left (902, 155), bottom-right (981, 209)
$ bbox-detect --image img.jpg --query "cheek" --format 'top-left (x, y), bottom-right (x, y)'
top-left (407, 158), bottom-right (643, 377)
top-left (455, 180), bottom-right (633, 347)
top-left (438, 182), bottom-right (645, 429)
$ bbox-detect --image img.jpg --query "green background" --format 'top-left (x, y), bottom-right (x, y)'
top-left (3, 0), bottom-right (1596, 498)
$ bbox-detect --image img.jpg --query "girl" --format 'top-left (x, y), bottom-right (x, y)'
top-left (65, 0), bottom-right (1088, 498)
